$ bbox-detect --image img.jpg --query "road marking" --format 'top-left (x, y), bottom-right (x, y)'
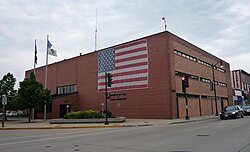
top-left (0, 126), bottom-right (151, 146)
top-left (0, 130), bottom-right (94, 141)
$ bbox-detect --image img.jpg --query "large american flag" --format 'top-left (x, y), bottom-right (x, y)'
top-left (98, 39), bottom-right (148, 92)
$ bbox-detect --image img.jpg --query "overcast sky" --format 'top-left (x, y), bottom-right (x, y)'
top-left (0, 0), bottom-right (249, 88)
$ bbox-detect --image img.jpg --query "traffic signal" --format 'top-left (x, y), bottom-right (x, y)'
top-left (181, 75), bottom-right (189, 92)
top-left (107, 73), bottom-right (113, 87)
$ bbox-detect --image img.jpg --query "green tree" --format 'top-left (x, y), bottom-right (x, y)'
top-left (0, 72), bottom-right (17, 101)
top-left (0, 73), bottom-right (17, 116)
top-left (17, 72), bottom-right (51, 122)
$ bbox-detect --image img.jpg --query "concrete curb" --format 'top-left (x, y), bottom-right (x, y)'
top-left (0, 116), bottom-right (217, 130)
top-left (169, 116), bottom-right (218, 124)
top-left (0, 125), bottom-right (125, 130)
top-left (122, 123), bottom-right (153, 127)
top-left (49, 117), bottom-right (126, 124)
top-left (0, 123), bottom-right (155, 130)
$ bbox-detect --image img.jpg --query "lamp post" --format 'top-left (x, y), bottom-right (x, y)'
top-left (66, 105), bottom-right (69, 114)
top-left (104, 72), bottom-right (109, 125)
top-left (211, 60), bottom-right (223, 116)
top-left (2, 95), bottom-right (7, 128)
top-left (162, 17), bottom-right (167, 31)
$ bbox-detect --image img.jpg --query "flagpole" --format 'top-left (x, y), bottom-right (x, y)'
top-left (33, 39), bottom-right (37, 75)
top-left (44, 35), bottom-right (49, 120)
top-left (32, 39), bottom-right (37, 120)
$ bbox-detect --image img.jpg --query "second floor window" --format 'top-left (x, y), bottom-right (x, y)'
top-left (57, 84), bottom-right (77, 95)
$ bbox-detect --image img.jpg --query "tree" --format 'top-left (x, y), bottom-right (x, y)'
top-left (0, 73), bottom-right (17, 119)
top-left (0, 73), bottom-right (17, 103)
top-left (17, 72), bottom-right (51, 122)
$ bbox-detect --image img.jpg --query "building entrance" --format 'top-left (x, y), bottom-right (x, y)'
top-left (59, 104), bottom-right (71, 118)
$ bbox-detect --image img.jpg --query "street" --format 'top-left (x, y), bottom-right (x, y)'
top-left (0, 117), bottom-right (250, 152)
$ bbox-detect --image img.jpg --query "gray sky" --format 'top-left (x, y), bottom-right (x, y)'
top-left (0, 0), bottom-right (249, 88)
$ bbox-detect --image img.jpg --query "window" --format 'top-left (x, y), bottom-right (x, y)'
top-left (198, 59), bottom-right (212, 68)
top-left (57, 84), bottom-right (77, 95)
top-left (174, 49), bottom-right (197, 62)
top-left (218, 82), bottom-right (227, 87)
top-left (217, 67), bottom-right (225, 73)
top-left (243, 82), bottom-right (249, 91)
top-left (200, 77), bottom-right (211, 83)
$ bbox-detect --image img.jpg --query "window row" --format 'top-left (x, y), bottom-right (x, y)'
top-left (174, 49), bottom-right (225, 73)
top-left (174, 49), bottom-right (197, 62)
top-left (176, 71), bottom-right (227, 87)
top-left (198, 59), bottom-right (212, 68)
top-left (177, 93), bottom-right (228, 101)
top-left (57, 84), bottom-right (77, 95)
top-left (218, 82), bottom-right (227, 87)
top-left (200, 77), bottom-right (212, 83)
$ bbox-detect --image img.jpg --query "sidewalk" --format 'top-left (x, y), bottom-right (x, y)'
top-left (0, 115), bottom-right (218, 130)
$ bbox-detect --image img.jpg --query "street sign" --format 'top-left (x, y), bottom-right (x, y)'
top-left (2, 95), bottom-right (7, 105)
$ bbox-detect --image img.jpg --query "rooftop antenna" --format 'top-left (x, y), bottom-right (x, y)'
top-left (95, 9), bottom-right (98, 51)
top-left (162, 17), bottom-right (167, 31)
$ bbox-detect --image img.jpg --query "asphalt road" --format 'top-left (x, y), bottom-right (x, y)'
top-left (0, 117), bottom-right (250, 152)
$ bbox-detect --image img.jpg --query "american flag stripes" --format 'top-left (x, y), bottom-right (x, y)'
top-left (98, 39), bottom-right (148, 92)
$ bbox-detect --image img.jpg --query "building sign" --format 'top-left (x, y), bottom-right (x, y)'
top-left (109, 93), bottom-right (127, 101)
top-left (2, 95), bottom-right (7, 105)
top-left (234, 90), bottom-right (242, 96)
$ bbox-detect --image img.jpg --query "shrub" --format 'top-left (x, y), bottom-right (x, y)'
top-left (103, 110), bottom-right (114, 118)
top-left (64, 110), bottom-right (105, 119)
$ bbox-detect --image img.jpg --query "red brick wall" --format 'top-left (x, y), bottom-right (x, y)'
top-left (97, 33), bottom-right (173, 119)
top-left (26, 31), bottom-right (233, 119)
top-left (76, 53), bottom-right (99, 111)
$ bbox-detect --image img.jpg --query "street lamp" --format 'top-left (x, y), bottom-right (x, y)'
top-left (66, 105), bottom-right (69, 114)
top-left (162, 17), bottom-right (167, 31)
top-left (211, 60), bottom-right (223, 116)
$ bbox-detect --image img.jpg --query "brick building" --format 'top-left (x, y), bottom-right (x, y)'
top-left (231, 69), bottom-right (250, 105)
top-left (26, 31), bottom-right (233, 119)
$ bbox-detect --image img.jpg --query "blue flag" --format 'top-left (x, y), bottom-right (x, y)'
top-left (47, 40), bottom-right (52, 49)
top-left (47, 40), bottom-right (57, 57)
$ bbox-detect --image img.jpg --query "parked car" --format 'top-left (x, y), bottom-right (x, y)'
top-left (219, 105), bottom-right (244, 120)
top-left (242, 106), bottom-right (250, 116)
top-left (6, 111), bottom-right (18, 117)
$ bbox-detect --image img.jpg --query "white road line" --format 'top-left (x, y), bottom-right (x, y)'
top-left (0, 126), bottom-right (151, 146)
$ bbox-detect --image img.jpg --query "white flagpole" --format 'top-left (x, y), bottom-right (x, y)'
top-left (44, 35), bottom-right (49, 120)
top-left (33, 39), bottom-right (37, 75)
